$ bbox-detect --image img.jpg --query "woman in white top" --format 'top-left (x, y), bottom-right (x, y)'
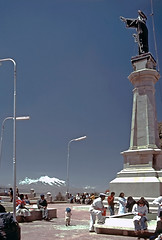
top-left (132, 198), bottom-right (148, 235)
top-left (118, 192), bottom-right (127, 215)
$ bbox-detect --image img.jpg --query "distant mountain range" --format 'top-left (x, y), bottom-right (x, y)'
top-left (18, 176), bottom-right (97, 197)
top-left (19, 176), bottom-right (65, 187)
top-left (18, 176), bottom-right (66, 197)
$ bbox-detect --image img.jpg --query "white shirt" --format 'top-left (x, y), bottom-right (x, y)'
top-left (153, 196), bottom-right (162, 216)
top-left (132, 203), bottom-right (148, 221)
top-left (89, 197), bottom-right (104, 211)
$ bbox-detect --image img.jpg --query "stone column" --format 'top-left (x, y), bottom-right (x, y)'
top-left (109, 53), bottom-right (162, 197)
top-left (122, 53), bottom-right (162, 170)
top-left (129, 57), bottom-right (160, 150)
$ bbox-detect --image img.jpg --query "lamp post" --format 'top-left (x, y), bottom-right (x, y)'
top-left (0, 58), bottom-right (17, 219)
top-left (0, 116), bottom-right (30, 167)
top-left (66, 135), bottom-right (87, 196)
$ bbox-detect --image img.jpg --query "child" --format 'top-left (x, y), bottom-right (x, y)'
top-left (65, 207), bottom-right (72, 226)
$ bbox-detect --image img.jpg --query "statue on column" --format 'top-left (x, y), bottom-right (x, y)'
top-left (120, 10), bottom-right (149, 55)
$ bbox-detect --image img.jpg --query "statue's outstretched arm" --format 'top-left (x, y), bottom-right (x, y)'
top-left (120, 16), bottom-right (137, 28)
top-left (120, 16), bottom-right (126, 23)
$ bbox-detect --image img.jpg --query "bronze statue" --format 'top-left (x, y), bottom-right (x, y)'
top-left (120, 10), bottom-right (149, 55)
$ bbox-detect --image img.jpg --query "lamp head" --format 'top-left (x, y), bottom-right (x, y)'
top-left (16, 116), bottom-right (30, 120)
top-left (74, 136), bottom-right (87, 141)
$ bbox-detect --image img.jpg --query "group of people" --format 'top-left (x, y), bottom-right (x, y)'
top-left (108, 192), bottom-right (150, 237)
top-left (6, 190), bottom-right (72, 225)
top-left (108, 192), bottom-right (162, 239)
top-left (107, 191), bottom-right (149, 216)
top-left (15, 192), bottom-right (50, 221)
top-left (4, 188), bottom-right (162, 239)
top-left (69, 192), bottom-right (95, 205)
top-left (89, 191), bottom-right (162, 240)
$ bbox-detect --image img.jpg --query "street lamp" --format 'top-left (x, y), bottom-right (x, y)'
top-left (0, 58), bottom-right (17, 219)
top-left (66, 135), bottom-right (87, 195)
top-left (0, 116), bottom-right (30, 167)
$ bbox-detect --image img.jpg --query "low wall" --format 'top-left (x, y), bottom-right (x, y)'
top-left (95, 214), bottom-right (156, 237)
top-left (16, 208), bottom-right (57, 223)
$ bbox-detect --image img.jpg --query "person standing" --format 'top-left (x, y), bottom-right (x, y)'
top-left (8, 188), bottom-right (13, 202)
top-left (118, 192), bottom-right (127, 214)
top-left (89, 193), bottom-right (107, 232)
top-left (107, 192), bottom-right (115, 216)
top-left (126, 196), bottom-right (136, 212)
top-left (16, 186), bottom-right (19, 198)
top-left (65, 207), bottom-right (72, 226)
top-left (37, 194), bottom-right (49, 220)
top-left (153, 196), bottom-right (162, 218)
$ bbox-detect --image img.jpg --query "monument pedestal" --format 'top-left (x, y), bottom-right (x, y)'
top-left (110, 152), bottom-right (162, 197)
top-left (110, 53), bottom-right (162, 197)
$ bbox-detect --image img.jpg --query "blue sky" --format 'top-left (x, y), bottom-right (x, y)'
top-left (0, 0), bottom-right (162, 192)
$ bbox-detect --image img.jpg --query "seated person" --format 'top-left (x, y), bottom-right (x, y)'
top-left (89, 193), bottom-right (106, 232)
top-left (24, 194), bottom-right (30, 205)
top-left (69, 194), bottom-right (74, 204)
top-left (16, 194), bottom-right (30, 219)
top-left (132, 198), bottom-right (148, 236)
top-left (37, 194), bottom-right (49, 220)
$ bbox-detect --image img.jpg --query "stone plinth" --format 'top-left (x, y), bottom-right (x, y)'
top-left (122, 148), bottom-right (162, 170)
top-left (109, 166), bottom-right (162, 197)
top-left (110, 53), bottom-right (162, 197)
top-left (95, 215), bottom-right (156, 237)
top-left (131, 52), bottom-right (156, 71)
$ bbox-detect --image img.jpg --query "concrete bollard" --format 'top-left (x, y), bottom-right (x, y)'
top-left (30, 189), bottom-right (36, 198)
top-left (47, 192), bottom-right (52, 202)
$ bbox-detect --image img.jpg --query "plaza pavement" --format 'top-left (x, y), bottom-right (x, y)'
top-left (20, 203), bottom-right (138, 240)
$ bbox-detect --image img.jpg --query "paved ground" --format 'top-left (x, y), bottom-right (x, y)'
top-left (19, 203), bottom-right (139, 240)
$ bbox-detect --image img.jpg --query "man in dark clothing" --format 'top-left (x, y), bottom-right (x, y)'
top-left (120, 10), bottom-right (149, 55)
top-left (8, 188), bottom-right (13, 202)
top-left (37, 194), bottom-right (49, 220)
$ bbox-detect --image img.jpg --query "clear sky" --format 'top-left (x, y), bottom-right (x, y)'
top-left (0, 0), bottom-right (162, 192)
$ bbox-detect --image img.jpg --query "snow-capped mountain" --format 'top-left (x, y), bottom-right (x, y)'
top-left (19, 176), bottom-right (65, 187)
top-left (18, 176), bottom-right (66, 197)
